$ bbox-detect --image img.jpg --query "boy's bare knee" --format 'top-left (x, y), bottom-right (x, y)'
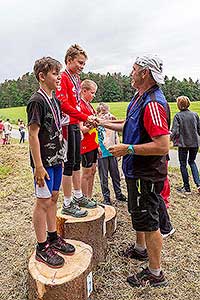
top-left (52, 191), bottom-right (59, 203)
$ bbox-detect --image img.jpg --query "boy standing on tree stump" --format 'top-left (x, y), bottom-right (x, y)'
top-left (27, 57), bottom-right (75, 268)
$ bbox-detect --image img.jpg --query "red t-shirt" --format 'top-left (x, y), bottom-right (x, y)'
top-left (56, 70), bottom-right (88, 125)
top-left (143, 101), bottom-right (169, 138)
top-left (80, 99), bottom-right (98, 154)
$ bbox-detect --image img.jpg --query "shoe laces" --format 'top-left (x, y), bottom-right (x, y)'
top-left (45, 244), bottom-right (57, 257)
top-left (56, 236), bottom-right (66, 246)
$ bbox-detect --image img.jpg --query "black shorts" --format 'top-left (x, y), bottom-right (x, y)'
top-left (63, 124), bottom-right (81, 176)
top-left (125, 178), bottom-right (164, 232)
top-left (81, 148), bottom-right (98, 168)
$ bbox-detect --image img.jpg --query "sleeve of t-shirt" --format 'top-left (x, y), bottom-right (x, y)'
top-left (143, 102), bottom-right (169, 138)
top-left (27, 101), bottom-right (43, 127)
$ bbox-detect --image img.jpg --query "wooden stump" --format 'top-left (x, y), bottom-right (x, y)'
top-left (104, 205), bottom-right (117, 238)
top-left (28, 239), bottom-right (93, 300)
top-left (56, 206), bottom-right (106, 266)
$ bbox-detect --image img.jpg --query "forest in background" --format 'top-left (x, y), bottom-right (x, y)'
top-left (0, 71), bottom-right (200, 108)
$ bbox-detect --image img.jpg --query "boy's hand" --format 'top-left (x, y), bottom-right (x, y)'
top-left (34, 166), bottom-right (50, 187)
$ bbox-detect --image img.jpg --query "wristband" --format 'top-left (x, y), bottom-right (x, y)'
top-left (127, 144), bottom-right (135, 154)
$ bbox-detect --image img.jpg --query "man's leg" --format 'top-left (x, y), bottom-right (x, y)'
top-left (145, 230), bottom-right (162, 269)
top-left (188, 147), bottom-right (200, 188)
top-left (178, 147), bottom-right (190, 191)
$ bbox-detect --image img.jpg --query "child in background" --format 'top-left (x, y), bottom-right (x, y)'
top-left (27, 57), bottom-right (75, 268)
top-left (97, 103), bottom-right (127, 205)
top-left (19, 120), bottom-right (26, 143)
top-left (80, 80), bottom-right (99, 200)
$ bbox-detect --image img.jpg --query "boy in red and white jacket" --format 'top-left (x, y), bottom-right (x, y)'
top-left (56, 44), bottom-right (96, 218)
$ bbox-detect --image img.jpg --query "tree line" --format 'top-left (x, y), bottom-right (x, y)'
top-left (0, 72), bottom-right (199, 108)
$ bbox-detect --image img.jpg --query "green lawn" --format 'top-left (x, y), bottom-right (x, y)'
top-left (0, 101), bottom-right (199, 125)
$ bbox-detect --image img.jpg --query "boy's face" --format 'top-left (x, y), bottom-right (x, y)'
top-left (40, 68), bottom-right (61, 90)
top-left (82, 86), bottom-right (97, 102)
top-left (67, 54), bottom-right (87, 75)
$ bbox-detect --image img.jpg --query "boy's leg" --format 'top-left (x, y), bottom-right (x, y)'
top-left (98, 157), bottom-right (110, 203)
top-left (81, 149), bottom-right (97, 198)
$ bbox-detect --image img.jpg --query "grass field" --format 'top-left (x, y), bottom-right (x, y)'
top-left (0, 101), bottom-right (200, 125)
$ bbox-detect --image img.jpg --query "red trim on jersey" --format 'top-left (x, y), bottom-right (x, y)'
top-left (144, 102), bottom-right (169, 138)
top-left (56, 71), bottom-right (88, 124)
top-left (80, 99), bottom-right (98, 154)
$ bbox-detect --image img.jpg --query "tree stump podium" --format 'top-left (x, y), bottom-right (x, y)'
top-left (56, 206), bottom-right (107, 266)
top-left (28, 239), bottom-right (93, 300)
top-left (104, 205), bottom-right (117, 238)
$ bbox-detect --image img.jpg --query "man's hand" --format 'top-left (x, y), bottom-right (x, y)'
top-left (86, 115), bottom-right (98, 127)
top-left (34, 166), bottom-right (50, 187)
top-left (108, 144), bottom-right (128, 157)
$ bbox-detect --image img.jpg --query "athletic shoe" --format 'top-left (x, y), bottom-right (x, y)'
top-left (117, 194), bottom-right (127, 202)
top-left (35, 244), bottom-right (64, 268)
top-left (48, 235), bottom-right (75, 255)
top-left (61, 201), bottom-right (88, 218)
top-left (119, 244), bottom-right (148, 261)
top-left (127, 267), bottom-right (168, 287)
top-left (74, 195), bottom-right (97, 208)
top-left (162, 227), bottom-right (176, 239)
top-left (176, 186), bottom-right (191, 194)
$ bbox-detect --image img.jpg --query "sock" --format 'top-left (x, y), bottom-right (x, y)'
top-left (149, 267), bottom-right (161, 277)
top-left (134, 243), bottom-right (146, 252)
top-left (74, 190), bottom-right (83, 198)
top-left (37, 240), bottom-right (48, 250)
top-left (47, 231), bottom-right (58, 242)
top-left (64, 196), bottom-right (72, 207)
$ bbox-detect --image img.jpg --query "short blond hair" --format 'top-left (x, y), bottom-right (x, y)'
top-left (81, 79), bottom-right (97, 91)
top-left (176, 96), bottom-right (190, 111)
top-left (64, 44), bottom-right (88, 64)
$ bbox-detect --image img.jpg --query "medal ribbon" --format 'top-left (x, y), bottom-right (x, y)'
top-left (65, 69), bottom-right (81, 105)
top-left (38, 88), bottom-right (62, 133)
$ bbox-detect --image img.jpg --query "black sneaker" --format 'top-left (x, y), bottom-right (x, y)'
top-left (127, 267), bottom-right (168, 287)
top-left (176, 186), bottom-right (191, 194)
top-left (35, 244), bottom-right (64, 268)
top-left (117, 194), bottom-right (127, 202)
top-left (119, 244), bottom-right (148, 261)
top-left (49, 235), bottom-right (75, 255)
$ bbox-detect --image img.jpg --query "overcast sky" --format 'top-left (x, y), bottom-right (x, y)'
top-left (0, 0), bottom-right (200, 83)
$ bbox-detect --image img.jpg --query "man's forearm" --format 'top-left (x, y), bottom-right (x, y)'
top-left (103, 122), bottom-right (124, 132)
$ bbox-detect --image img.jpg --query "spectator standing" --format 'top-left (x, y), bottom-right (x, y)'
top-left (171, 96), bottom-right (200, 193)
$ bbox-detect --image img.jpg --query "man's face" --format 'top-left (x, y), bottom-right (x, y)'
top-left (68, 54), bottom-right (87, 75)
top-left (82, 86), bottom-right (97, 102)
top-left (131, 63), bottom-right (146, 89)
top-left (42, 68), bottom-right (61, 91)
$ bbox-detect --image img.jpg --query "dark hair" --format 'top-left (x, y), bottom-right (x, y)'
top-left (64, 44), bottom-right (88, 64)
top-left (34, 57), bottom-right (62, 81)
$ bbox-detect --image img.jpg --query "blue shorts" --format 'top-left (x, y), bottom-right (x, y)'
top-left (33, 164), bottom-right (62, 199)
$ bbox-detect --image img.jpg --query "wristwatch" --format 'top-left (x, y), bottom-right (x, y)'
top-left (127, 144), bottom-right (135, 154)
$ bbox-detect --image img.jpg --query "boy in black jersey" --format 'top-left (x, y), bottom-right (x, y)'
top-left (27, 57), bottom-right (75, 268)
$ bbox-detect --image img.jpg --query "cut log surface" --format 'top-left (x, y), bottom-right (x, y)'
top-left (56, 206), bottom-right (107, 265)
top-left (104, 205), bottom-right (117, 238)
top-left (28, 239), bottom-right (93, 300)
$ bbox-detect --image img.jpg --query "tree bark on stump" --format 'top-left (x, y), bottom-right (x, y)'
top-left (104, 205), bottom-right (117, 238)
top-left (28, 240), bottom-right (93, 300)
top-left (56, 206), bottom-right (106, 266)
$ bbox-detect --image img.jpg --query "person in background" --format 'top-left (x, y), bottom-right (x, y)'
top-left (27, 56), bottom-right (75, 268)
top-left (0, 119), bottom-right (4, 141)
top-left (3, 119), bottom-right (12, 144)
top-left (97, 102), bottom-right (127, 205)
top-left (80, 79), bottom-right (99, 201)
top-left (171, 96), bottom-right (200, 193)
top-left (19, 120), bottom-right (26, 143)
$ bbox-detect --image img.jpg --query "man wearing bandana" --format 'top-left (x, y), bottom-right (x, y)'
top-left (99, 55), bottom-right (171, 287)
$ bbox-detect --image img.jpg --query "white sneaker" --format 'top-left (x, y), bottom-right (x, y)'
top-left (162, 228), bottom-right (176, 239)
